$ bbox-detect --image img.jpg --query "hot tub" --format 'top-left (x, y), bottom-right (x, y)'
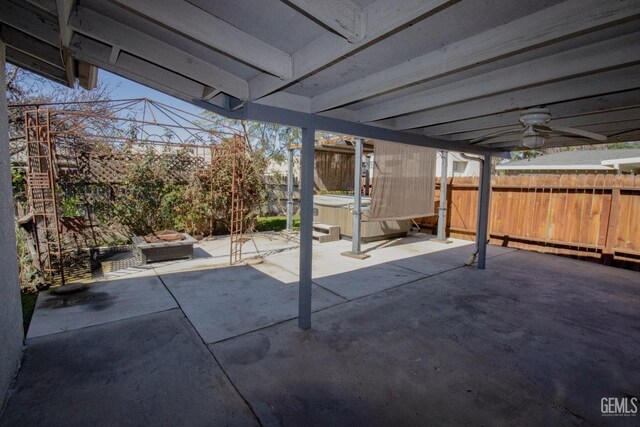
top-left (313, 194), bottom-right (411, 242)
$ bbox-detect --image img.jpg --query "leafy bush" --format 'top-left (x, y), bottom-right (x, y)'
top-left (60, 193), bottom-right (85, 217)
top-left (255, 215), bottom-right (300, 232)
top-left (91, 140), bottom-right (269, 237)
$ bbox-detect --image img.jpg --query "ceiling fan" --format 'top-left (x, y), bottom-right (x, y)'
top-left (470, 107), bottom-right (608, 149)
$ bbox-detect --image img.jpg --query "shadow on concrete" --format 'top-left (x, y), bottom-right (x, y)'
top-left (4, 242), bottom-right (640, 426)
top-left (211, 249), bottom-right (640, 426)
top-left (0, 311), bottom-right (258, 427)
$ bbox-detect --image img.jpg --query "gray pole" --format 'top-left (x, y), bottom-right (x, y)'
top-left (477, 153), bottom-right (492, 269)
top-left (286, 146), bottom-right (294, 230)
top-left (351, 138), bottom-right (363, 254)
top-left (298, 126), bottom-right (315, 329)
top-left (364, 155), bottom-right (371, 196)
top-left (436, 150), bottom-right (449, 242)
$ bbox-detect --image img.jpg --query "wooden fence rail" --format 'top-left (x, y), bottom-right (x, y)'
top-left (418, 174), bottom-right (640, 264)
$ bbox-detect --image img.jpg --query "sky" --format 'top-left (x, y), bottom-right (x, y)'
top-left (97, 70), bottom-right (204, 116)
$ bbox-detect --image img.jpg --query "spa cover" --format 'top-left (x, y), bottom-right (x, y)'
top-left (370, 141), bottom-right (436, 221)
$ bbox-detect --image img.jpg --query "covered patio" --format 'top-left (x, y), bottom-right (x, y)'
top-left (1, 236), bottom-right (639, 425)
top-left (1, 0), bottom-right (639, 424)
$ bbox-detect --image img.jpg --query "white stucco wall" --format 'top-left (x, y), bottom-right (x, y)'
top-left (435, 151), bottom-right (480, 177)
top-left (0, 42), bottom-right (24, 407)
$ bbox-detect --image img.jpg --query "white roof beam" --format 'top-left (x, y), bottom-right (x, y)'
top-left (0, 24), bottom-right (62, 68)
top-left (108, 46), bottom-right (120, 65)
top-left (24, 0), bottom-right (56, 15)
top-left (69, 34), bottom-right (206, 101)
top-left (391, 66), bottom-right (640, 130)
top-left (423, 90), bottom-right (640, 135)
top-left (69, 7), bottom-right (248, 99)
top-left (202, 86), bottom-right (222, 101)
top-left (311, 0), bottom-right (640, 113)
top-left (111, 0), bottom-right (292, 79)
top-left (5, 46), bottom-right (68, 86)
top-left (249, 0), bottom-right (451, 100)
top-left (77, 59), bottom-right (98, 89)
top-left (56, 0), bottom-right (78, 87)
top-left (286, 0), bottom-right (365, 42)
top-left (0, 0), bottom-right (59, 46)
top-left (357, 33), bottom-right (640, 122)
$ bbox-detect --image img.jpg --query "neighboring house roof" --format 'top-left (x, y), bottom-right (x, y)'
top-left (496, 149), bottom-right (640, 172)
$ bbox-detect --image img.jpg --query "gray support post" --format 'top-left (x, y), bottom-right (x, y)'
top-left (436, 150), bottom-right (450, 242)
top-left (341, 138), bottom-right (370, 260)
top-left (364, 155), bottom-right (371, 196)
top-left (476, 153), bottom-right (492, 269)
top-left (351, 138), bottom-right (363, 254)
top-left (286, 146), bottom-right (294, 230)
top-left (0, 41), bottom-right (25, 403)
top-left (298, 126), bottom-right (315, 329)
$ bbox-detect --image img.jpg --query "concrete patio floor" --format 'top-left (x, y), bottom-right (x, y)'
top-left (2, 234), bottom-right (639, 426)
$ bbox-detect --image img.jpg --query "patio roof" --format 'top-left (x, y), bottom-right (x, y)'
top-left (1, 0), bottom-right (639, 152)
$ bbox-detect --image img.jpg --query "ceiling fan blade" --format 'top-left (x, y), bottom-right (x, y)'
top-left (548, 126), bottom-right (608, 141)
top-left (469, 127), bottom-right (521, 145)
top-left (531, 124), bottom-right (554, 134)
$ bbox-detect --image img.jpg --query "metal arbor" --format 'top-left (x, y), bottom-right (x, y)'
top-left (17, 99), bottom-right (251, 283)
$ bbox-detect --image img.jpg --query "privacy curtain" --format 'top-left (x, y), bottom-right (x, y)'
top-left (369, 141), bottom-right (436, 220)
top-left (314, 150), bottom-right (354, 191)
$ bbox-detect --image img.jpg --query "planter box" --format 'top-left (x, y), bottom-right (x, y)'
top-left (132, 233), bottom-right (197, 265)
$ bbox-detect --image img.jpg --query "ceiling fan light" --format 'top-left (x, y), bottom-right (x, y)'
top-left (521, 130), bottom-right (545, 149)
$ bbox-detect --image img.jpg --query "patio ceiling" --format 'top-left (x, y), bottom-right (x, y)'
top-left (1, 0), bottom-right (639, 152)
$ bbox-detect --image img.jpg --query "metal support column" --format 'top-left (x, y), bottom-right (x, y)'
top-left (342, 138), bottom-right (370, 259)
top-left (286, 146), bottom-right (294, 230)
top-left (477, 153), bottom-right (492, 269)
top-left (352, 138), bottom-right (363, 254)
top-left (436, 150), bottom-right (451, 242)
top-left (364, 155), bottom-right (371, 196)
top-left (298, 126), bottom-right (315, 329)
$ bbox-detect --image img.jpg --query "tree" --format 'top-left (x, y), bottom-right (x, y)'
top-left (5, 64), bottom-right (114, 157)
top-left (198, 110), bottom-right (300, 162)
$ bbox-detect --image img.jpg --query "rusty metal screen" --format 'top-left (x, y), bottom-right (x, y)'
top-left (25, 109), bottom-right (65, 284)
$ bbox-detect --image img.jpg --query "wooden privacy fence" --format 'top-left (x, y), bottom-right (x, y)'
top-left (420, 174), bottom-right (640, 264)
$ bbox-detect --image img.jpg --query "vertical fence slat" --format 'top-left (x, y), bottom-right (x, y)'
top-left (443, 173), bottom-right (639, 262)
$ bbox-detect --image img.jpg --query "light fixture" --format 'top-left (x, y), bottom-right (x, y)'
top-left (521, 126), bottom-right (545, 149)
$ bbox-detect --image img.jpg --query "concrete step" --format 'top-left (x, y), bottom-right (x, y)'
top-left (312, 225), bottom-right (340, 243)
top-left (313, 223), bottom-right (336, 232)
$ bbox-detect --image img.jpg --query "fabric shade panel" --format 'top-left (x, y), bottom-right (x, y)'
top-left (370, 141), bottom-right (436, 221)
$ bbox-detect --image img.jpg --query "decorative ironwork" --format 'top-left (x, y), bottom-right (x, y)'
top-left (25, 109), bottom-right (65, 285)
top-left (229, 136), bottom-right (247, 264)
